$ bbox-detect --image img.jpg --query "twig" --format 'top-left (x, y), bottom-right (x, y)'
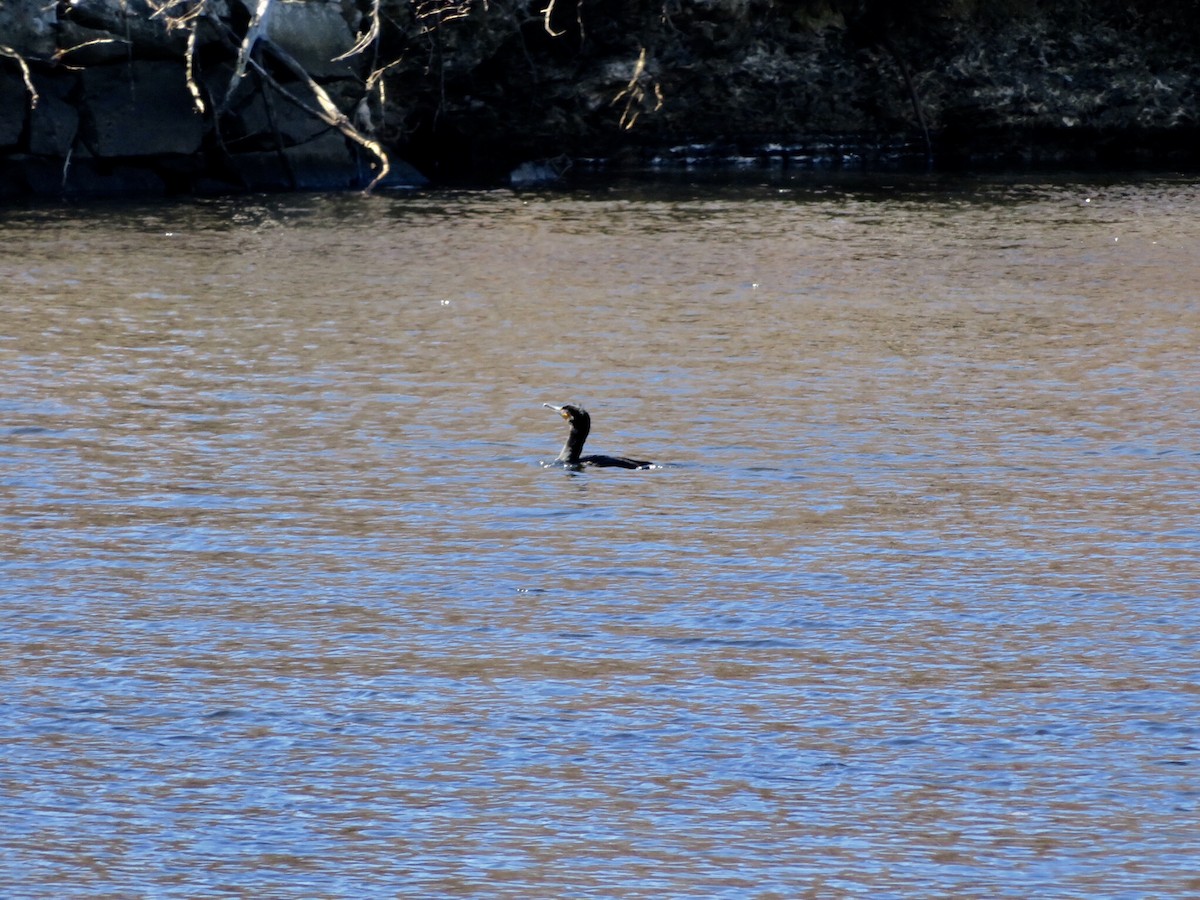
top-left (184, 16), bottom-right (205, 113)
top-left (415, 0), bottom-right (476, 30)
top-left (334, 0), bottom-right (380, 62)
top-left (226, 0), bottom-right (274, 106)
top-left (612, 47), bottom-right (663, 130)
top-left (0, 44), bottom-right (40, 108)
top-left (882, 37), bottom-right (933, 166)
top-left (542, 0), bottom-right (564, 37)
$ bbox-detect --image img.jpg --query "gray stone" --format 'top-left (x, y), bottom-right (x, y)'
top-left (265, 1), bottom-right (362, 78)
top-left (80, 61), bottom-right (205, 157)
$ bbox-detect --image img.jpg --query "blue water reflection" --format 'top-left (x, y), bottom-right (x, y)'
top-left (3, 178), bottom-right (1199, 897)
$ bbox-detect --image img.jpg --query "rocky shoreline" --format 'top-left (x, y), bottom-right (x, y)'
top-left (2, 0), bottom-right (1198, 198)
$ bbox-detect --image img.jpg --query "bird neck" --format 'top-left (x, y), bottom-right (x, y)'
top-left (556, 419), bottom-right (590, 463)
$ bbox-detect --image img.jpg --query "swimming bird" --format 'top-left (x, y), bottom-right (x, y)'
top-left (543, 403), bottom-right (655, 470)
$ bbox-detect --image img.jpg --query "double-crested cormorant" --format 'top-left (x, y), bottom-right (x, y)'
top-left (544, 403), bottom-right (655, 470)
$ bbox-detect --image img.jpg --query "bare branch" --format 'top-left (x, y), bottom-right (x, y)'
top-left (612, 47), bottom-right (662, 130)
top-left (334, 0), bottom-right (380, 62)
top-left (184, 15), bottom-right (205, 113)
top-left (0, 44), bottom-right (38, 109)
top-left (227, 0), bottom-right (274, 104)
top-left (542, 0), bottom-right (564, 37)
top-left (54, 36), bottom-right (130, 65)
top-left (415, 0), bottom-right (477, 30)
top-left (148, 0), bottom-right (209, 27)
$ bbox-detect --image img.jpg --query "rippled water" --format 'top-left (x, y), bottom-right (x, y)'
top-left (3, 176), bottom-right (1199, 897)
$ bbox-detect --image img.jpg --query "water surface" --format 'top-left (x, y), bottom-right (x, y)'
top-left (2, 176), bottom-right (1199, 897)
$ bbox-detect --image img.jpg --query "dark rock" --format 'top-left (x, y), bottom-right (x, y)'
top-left (29, 75), bottom-right (81, 157)
top-left (0, 0), bottom-right (57, 57)
top-left (61, 0), bottom-right (190, 57)
top-left (64, 160), bottom-right (168, 196)
top-left (7, 0), bottom-right (1200, 195)
top-left (17, 156), bottom-right (166, 196)
top-left (227, 82), bottom-right (338, 149)
top-left (55, 21), bottom-right (135, 66)
top-left (509, 158), bottom-right (570, 187)
top-left (80, 61), bottom-right (205, 157)
top-left (376, 157), bottom-right (430, 189)
top-left (0, 73), bottom-right (29, 147)
top-left (226, 131), bottom-right (428, 191)
top-left (228, 132), bottom-right (369, 190)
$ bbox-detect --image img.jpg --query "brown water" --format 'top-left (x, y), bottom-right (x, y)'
top-left (2, 177), bottom-right (1198, 897)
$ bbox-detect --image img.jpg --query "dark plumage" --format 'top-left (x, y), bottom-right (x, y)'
top-left (543, 403), bottom-right (655, 470)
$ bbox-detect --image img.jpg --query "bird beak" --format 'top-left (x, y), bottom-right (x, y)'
top-left (543, 403), bottom-right (562, 411)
